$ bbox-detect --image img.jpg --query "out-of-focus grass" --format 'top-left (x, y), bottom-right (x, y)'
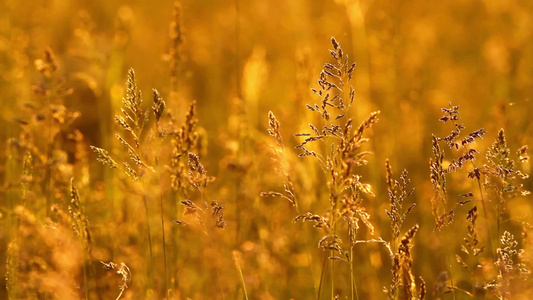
top-left (1, 0), bottom-right (532, 299)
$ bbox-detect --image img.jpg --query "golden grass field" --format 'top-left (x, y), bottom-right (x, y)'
top-left (1, 0), bottom-right (532, 299)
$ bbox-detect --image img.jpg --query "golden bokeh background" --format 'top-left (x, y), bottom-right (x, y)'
top-left (1, 0), bottom-right (532, 299)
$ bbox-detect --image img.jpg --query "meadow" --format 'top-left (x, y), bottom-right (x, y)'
top-left (1, 0), bottom-right (532, 299)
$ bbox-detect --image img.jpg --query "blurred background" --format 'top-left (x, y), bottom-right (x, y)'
top-left (1, 0), bottom-right (532, 299)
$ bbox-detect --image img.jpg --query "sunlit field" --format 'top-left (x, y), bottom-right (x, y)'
top-left (1, 0), bottom-right (532, 299)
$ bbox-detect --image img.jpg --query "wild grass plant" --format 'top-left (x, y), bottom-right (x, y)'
top-left (1, 1), bottom-right (532, 299)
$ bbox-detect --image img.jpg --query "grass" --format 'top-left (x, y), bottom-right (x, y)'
top-left (1, 1), bottom-right (532, 299)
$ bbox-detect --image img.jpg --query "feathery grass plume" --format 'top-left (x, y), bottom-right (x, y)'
top-left (90, 146), bottom-right (118, 168)
top-left (430, 103), bottom-right (491, 299)
top-left (90, 68), bottom-right (158, 291)
top-left (5, 237), bottom-right (19, 299)
top-left (69, 179), bottom-right (92, 299)
top-left (386, 224), bottom-right (423, 300)
top-left (152, 89), bottom-right (166, 131)
top-left (516, 146), bottom-right (529, 163)
top-left (187, 152), bottom-right (215, 192)
top-left (456, 206), bottom-right (484, 276)
top-left (69, 179), bottom-right (92, 252)
top-left (294, 212), bottom-right (331, 230)
top-left (294, 37), bottom-right (379, 232)
top-left (165, 101), bottom-right (224, 231)
top-left (167, 101), bottom-right (199, 193)
top-left (68, 129), bottom-right (91, 186)
top-left (7, 206), bottom-right (83, 299)
top-left (152, 88), bottom-right (166, 126)
top-left (482, 129), bottom-right (530, 237)
top-left (91, 68), bottom-right (153, 179)
top-left (385, 160), bottom-right (416, 250)
top-left (267, 111), bottom-right (283, 148)
top-left (174, 154), bottom-right (224, 231)
top-left (6, 142), bottom-right (35, 298)
top-left (210, 200), bottom-right (227, 229)
top-left (521, 223), bottom-right (533, 271)
top-left (101, 261), bottom-right (132, 300)
top-left (429, 135), bottom-right (448, 224)
top-left (431, 102), bottom-right (487, 230)
top-left (318, 235), bottom-right (350, 262)
top-left (455, 205), bottom-right (487, 297)
top-left (149, 87), bottom-right (171, 299)
top-left (261, 111), bottom-right (296, 207)
top-left (174, 198), bottom-right (226, 232)
top-left (172, 199), bottom-right (199, 228)
top-left (20, 150), bottom-right (33, 205)
top-left (31, 48), bottom-right (73, 101)
top-left (168, 1), bottom-right (183, 91)
top-left (419, 277), bottom-right (426, 300)
top-left (34, 47), bottom-right (57, 78)
top-left (483, 129), bottom-right (529, 183)
top-left (121, 68), bottom-right (144, 135)
top-left (485, 231), bottom-right (531, 299)
top-left (121, 69), bottom-right (151, 167)
top-left (28, 48), bottom-right (77, 215)
top-left (463, 206), bottom-right (484, 257)
top-left (115, 69), bottom-right (152, 174)
top-left (181, 199), bottom-right (201, 215)
top-left (291, 36), bottom-right (379, 299)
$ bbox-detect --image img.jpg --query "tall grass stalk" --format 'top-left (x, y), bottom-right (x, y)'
top-left (159, 191), bottom-right (169, 299)
top-left (233, 251), bottom-right (249, 300)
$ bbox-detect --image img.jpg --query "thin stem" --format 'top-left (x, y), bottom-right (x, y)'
top-left (235, 0), bottom-right (240, 97)
top-left (446, 244), bottom-right (456, 300)
top-left (216, 266), bottom-right (226, 299)
top-left (497, 200), bottom-right (501, 241)
top-left (467, 156), bottom-right (496, 261)
top-left (350, 247), bottom-right (354, 300)
top-left (160, 192), bottom-right (169, 299)
top-left (233, 251), bottom-right (249, 300)
top-left (318, 254), bottom-right (328, 299)
top-left (329, 198), bottom-right (337, 300)
top-left (45, 97), bottom-right (53, 216)
top-left (451, 286), bottom-right (474, 297)
top-left (349, 221), bottom-right (360, 300)
top-left (234, 0), bottom-right (243, 247)
top-left (82, 249), bottom-right (89, 300)
top-left (330, 251), bottom-right (335, 300)
top-left (475, 177), bottom-right (496, 261)
top-left (142, 191), bottom-right (154, 285)
top-left (353, 270), bottom-right (359, 300)
top-left (171, 189), bottom-right (182, 291)
top-left (293, 192), bottom-right (318, 299)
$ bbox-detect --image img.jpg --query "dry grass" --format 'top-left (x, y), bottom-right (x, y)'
top-left (1, 1), bottom-right (532, 299)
